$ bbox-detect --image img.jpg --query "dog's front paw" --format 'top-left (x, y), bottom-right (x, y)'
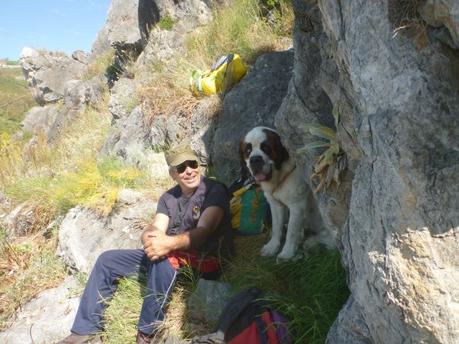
top-left (261, 240), bottom-right (280, 257)
top-left (276, 247), bottom-right (296, 261)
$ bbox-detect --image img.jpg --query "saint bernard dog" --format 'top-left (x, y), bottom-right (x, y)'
top-left (240, 126), bottom-right (333, 260)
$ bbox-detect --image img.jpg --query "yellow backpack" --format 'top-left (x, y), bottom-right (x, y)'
top-left (190, 54), bottom-right (247, 96)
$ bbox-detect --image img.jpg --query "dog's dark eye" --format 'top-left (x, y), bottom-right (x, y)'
top-left (261, 142), bottom-right (271, 155)
top-left (245, 143), bottom-right (252, 156)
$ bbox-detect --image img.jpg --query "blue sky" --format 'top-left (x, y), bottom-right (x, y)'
top-left (0, 0), bottom-right (112, 60)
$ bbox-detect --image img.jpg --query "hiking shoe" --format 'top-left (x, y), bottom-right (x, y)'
top-left (136, 331), bottom-right (153, 344)
top-left (58, 333), bottom-right (102, 344)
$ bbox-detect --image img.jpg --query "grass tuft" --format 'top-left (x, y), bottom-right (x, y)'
top-left (158, 15), bottom-right (175, 31)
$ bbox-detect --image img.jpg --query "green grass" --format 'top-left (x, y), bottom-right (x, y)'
top-left (186, 0), bottom-right (292, 67)
top-left (222, 235), bottom-right (349, 344)
top-left (4, 157), bottom-right (148, 215)
top-left (0, 68), bottom-right (35, 135)
top-left (102, 266), bottom-right (199, 343)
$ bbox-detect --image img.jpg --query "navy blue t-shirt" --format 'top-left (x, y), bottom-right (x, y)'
top-left (156, 177), bottom-right (233, 256)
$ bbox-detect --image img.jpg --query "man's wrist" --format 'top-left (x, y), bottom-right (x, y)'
top-left (141, 227), bottom-right (155, 245)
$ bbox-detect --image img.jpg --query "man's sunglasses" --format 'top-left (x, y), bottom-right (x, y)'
top-left (175, 160), bottom-right (199, 174)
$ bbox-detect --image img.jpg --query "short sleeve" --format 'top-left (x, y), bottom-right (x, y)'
top-left (203, 182), bottom-right (230, 211)
top-left (156, 194), bottom-right (170, 216)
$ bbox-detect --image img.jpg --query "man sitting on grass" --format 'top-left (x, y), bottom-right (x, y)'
top-left (60, 144), bottom-right (233, 344)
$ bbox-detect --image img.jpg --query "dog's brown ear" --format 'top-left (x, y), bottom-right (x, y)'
top-left (265, 129), bottom-right (289, 169)
top-left (239, 140), bottom-right (251, 180)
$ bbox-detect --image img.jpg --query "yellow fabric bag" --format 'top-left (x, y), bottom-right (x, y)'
top-left (190, 54), bottom-right (247, 96)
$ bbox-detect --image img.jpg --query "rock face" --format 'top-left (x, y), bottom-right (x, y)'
top-left (20, 47), bottom-right (87, 105)
top-left (20, 75), bottom-right (105, 141)
top-left (274, 0), bottom-right (459, 343)
top-left (420, 0), bottom-right (459, 47)
top-left (58, 189), bottom-right (156, 273)
top-left (0, 277), bottom-right (80, 344)
top-left (91, 0), bottom-right (159, 56)
top-left (212, 50), bottom-right (294, 184)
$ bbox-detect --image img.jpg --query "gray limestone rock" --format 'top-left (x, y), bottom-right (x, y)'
top-left (91, 0), bottom-right (158, 57)
top-left (99, 106), bottom-right (170, 180)
top-left (71, 50), bottom-right (90, 64)
top-left (187, 279), bottom-right (232, 328)
top-left (0, 276), bottom-right (80, 344)
top-left (58, 189), bottom-right (156, 273)
top-left (20, 47), bottom-right (86, 105)
top-left (108, 77), bottom-right (138, 121)
top-left (21, 104), bottom-right (60, 137)
top-left (21, 76), bottom-right (104, 140)
top-left (276, 0), bottom-right (459, 342)
top-left (63, 76), bottom-right (106, 110)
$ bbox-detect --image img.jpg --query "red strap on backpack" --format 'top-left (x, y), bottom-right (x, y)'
top-left (167, 250), bottom-right (220, 273)
top-left (228, 310), bottom-right (279, 344)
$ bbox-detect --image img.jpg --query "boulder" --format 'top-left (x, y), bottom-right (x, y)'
top-left (21, 103), bottom-right (82, 143)
top-left (134, 0), bottom-right (212, 84)
top-left (58, 189), bottom-right (157, 273)
top-left (212, 50), bottom-right (294, 184)
top-left (21, 105), bottom-right (60, 136)
top-left (0, 276), bottom-right (80, 344)
top-left (63, 76), bottom-right (106, 109)
top-left (20, 47), bottom-right (86, 105)
top-left (187, 279), bottom-right (232, 328)
top-left (21, 76), bottom-right (105, 141)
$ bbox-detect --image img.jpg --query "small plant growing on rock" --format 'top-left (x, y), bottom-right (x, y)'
top-left (298, 109), bottom-right (346, 192)
top-left (158, 14), bottom-right (175, 31)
